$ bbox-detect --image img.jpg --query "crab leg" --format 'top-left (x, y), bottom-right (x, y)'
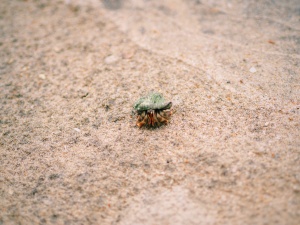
top-left (137, 111), bottom-right (146, 122)
top-left (159, 110), bottom-right (171, 119)
top-left (156, 111), bottom-right (168, 124)
top-left (137, 115), bottom-right (148, 128)
top-left (153, 111), bottom-right (159, 126)
top-left (135, 109), bottom-right (172, 128)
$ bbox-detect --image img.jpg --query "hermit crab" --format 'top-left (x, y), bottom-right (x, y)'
top-left (133, 93), bottom-right (172, 128)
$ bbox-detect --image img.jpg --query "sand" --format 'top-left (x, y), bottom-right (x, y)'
top-left (1, 0), bottom-right (299, 224)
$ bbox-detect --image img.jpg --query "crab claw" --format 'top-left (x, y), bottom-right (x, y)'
top-left (146, 110), bottom-right (155, 126)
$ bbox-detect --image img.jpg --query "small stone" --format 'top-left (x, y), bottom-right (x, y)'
top-left (54, 47), bottom-right (61, 53)
top-left (74, 128), bottom-right (81, 132)
top-left (249, 67), bottom-right (257, 73)
top-left (7, 58), bottom-right (14, 64)
top-left (8, 188), bottom-right (14, 195)
top-left (122, 50), bottom-right (135, 59)
top-left (39, 74), bottom-right (46, 80)
top-left (104, 55), bottom-right (119, 64)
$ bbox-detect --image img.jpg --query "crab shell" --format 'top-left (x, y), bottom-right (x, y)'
top-left (133, 93), bottom-right (171, 111)
top-left (133, 93), bottom-right (172, 128)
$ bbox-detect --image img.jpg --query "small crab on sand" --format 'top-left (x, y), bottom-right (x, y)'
top-left (133, 93), bottom-right (172, 128)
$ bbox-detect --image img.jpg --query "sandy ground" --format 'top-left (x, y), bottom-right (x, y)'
top-left (0, 0), bottom-right (300, 224)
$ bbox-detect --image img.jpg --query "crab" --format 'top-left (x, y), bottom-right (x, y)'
top-left (133, 93), bottom-right (172, 128)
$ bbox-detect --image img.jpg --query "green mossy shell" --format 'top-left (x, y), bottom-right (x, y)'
top-left (134, 93), bottom-right (172, 111)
